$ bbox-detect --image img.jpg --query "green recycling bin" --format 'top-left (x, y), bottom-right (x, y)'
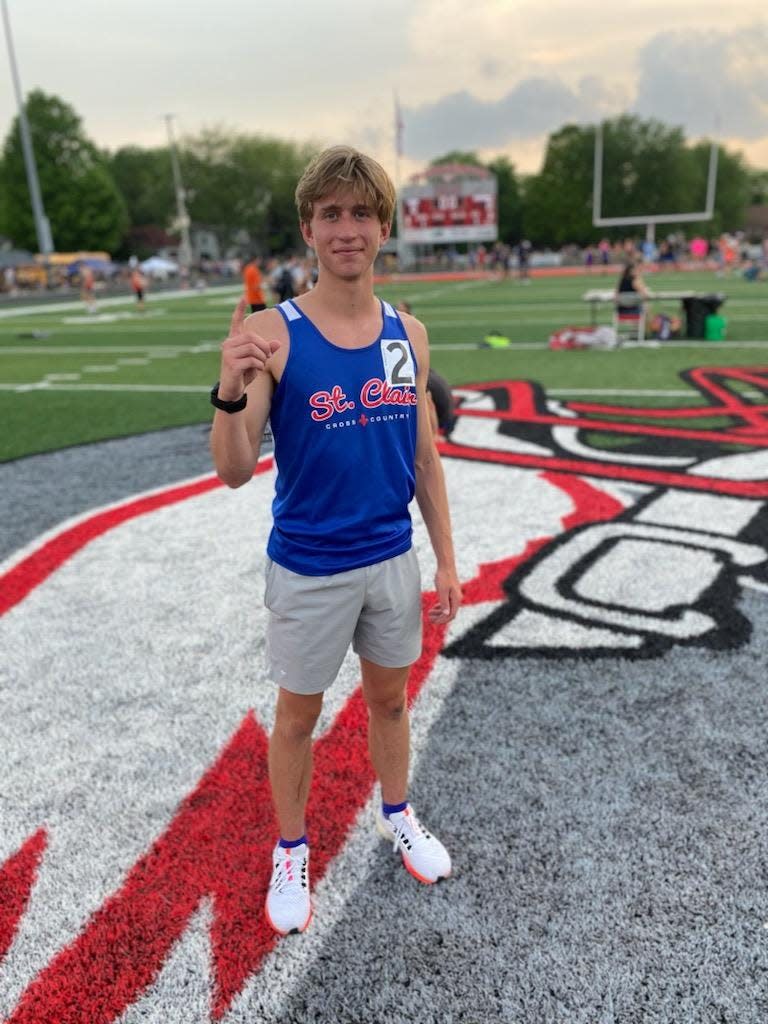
top-left (705, 314), bottom-right (727, 340)
top-left (682, 294), bottom-right (725, 338)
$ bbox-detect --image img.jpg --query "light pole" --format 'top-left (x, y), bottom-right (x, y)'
top-left (394, 90), bottom-right (404, 270)
top-left (164, 113), bottom-right (193, 269)
top-left (1, 0), bottom-right (53, 253)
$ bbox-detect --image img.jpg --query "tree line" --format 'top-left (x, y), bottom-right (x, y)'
top-left (0, 90), bottom-right (765, 259)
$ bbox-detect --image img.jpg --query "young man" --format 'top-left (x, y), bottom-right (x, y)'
top-left (210, 146), bottom-right (461, 936)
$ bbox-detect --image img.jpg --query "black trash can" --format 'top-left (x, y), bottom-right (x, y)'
top-left (682, 294), bottom-right (725, 339)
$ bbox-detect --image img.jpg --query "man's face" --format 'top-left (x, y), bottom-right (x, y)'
top-left (301, 190), bottom-right (390, 280)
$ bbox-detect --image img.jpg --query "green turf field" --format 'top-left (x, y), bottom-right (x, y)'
top-left (1, 271), bottom-right (766, 461)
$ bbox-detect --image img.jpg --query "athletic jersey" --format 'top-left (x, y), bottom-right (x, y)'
top-left (267, 299), bottom-right (419, 575)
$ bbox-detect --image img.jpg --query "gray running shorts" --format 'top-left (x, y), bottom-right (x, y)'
top-left (264, 547), bottom-right (422, 695)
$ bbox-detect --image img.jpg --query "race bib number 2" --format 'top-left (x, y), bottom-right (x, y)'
top-left (380, 339), bottom-right (416, 388)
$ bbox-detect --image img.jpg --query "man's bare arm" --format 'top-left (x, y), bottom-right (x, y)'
top-left (404, 315), bottom-right (461, 624)
top-left (210, 300), bottom-right (284, 488)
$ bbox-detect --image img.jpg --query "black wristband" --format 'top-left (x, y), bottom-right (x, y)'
top-left (210, 382), bottom-right (247, 413)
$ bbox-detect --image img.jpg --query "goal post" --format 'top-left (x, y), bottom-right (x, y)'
top-left (592, 122), bottom-right (719, 242)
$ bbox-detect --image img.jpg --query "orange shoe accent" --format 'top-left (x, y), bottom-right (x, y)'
top-left (401, 854), bottom-right (451, 885)
top-left (264, 902), bottom-right (313, 936)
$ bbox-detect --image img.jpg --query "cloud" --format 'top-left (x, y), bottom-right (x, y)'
top-left (401, 21), bottom-right (768, 162)
top-left (402, 77), bottom-right (622, 159)
top-left (633, 23), bottom-right (768, 139)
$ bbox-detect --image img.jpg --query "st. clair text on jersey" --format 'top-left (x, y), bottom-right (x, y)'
top-left (309, 378), bottom-right (418, 425)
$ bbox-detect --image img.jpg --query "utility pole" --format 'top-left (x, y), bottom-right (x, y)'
top-left (1, 0), bottom-right (53, 254)
top-left (394, 90), bottom-right (404, 270)
top-left (164, 113), bottom-right (192, 269)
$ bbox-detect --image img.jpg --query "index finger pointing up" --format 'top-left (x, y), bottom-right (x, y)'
top-left (229, 296), bottom-right (248, 335)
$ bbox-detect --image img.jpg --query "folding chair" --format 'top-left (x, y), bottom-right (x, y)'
top-left (613, 294), bottom-right (646, 343)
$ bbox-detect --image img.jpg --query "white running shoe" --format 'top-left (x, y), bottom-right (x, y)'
top-left (376, 805), bottom-right (452, 884)
top-left (265, 843), bottom-right (312, 935)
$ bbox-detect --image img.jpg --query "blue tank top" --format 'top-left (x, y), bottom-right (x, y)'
top-left (267, 299), bottom-right (419, 575)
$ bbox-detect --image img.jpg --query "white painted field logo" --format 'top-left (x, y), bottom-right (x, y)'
top-left (1, 366), bottom-right (767, 1022)
top-left (442, 366), bottom-right (768, 660)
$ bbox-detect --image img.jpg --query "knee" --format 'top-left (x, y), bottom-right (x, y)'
top-left (273, 711), bottom-right (318, 743)
top-left (273, 698), bottom-right (321, 743)
top-left (366, 693), bottom-right (407, 722)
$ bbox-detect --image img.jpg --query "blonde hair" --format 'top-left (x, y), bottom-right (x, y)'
top-left (295, 146), bottom-right (396, 227)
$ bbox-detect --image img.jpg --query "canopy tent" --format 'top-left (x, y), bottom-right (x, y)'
top-left (66, 258), bottom-right (118, 276)
top-left (139, 256), bottom-right (179, 277)
top-left (0, 249), bottom-right (34, 268)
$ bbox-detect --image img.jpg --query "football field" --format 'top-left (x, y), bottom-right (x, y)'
top-left (2, 272), bottom-right (768, 1023)
top-left (1, 270), bottom-right (768, 461)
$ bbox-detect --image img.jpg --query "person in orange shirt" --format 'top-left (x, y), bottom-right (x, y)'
top-left (130, 268), bottom-right (147, 311)
top-left (243, 256), bottom-right (266, 312)
top-left (80, 265), bottom-right (97, 313)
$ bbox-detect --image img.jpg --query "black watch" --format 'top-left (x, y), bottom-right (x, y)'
top-left (210, 382), bottom-right (247, 413)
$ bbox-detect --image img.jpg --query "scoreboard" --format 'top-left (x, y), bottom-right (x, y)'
top-left (399, 165), bottom-right (497, 244)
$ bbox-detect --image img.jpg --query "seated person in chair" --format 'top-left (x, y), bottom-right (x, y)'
top-left (615, 256), bottom-right (649, 327)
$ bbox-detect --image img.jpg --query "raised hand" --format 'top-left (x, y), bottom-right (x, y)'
top-left (218, 298), bottom-right (281, 400)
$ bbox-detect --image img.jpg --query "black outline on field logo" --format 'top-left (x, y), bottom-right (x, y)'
top-left (440, 366), bottom-right (768, 660)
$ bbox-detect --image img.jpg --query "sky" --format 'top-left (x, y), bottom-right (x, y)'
top-left (1, 0), bottom-right (767, 183)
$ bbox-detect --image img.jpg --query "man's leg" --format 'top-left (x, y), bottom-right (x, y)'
top-left (361, 656), bottom-right (452, 884)
top-left (268, 686), bottom-right (323, 840)
top-left (360, 658), bottom-right (411, 805)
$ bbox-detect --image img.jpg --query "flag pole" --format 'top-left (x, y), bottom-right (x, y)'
top-left (1, 0), bottom-right (53, 254)
top-left (393, 90), bottom-right (403, 271)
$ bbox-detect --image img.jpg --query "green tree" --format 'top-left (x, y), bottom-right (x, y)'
top-left (686, 142), bottom-right (752, 235)
top-left (748, 168), bottom-right (768, 205)
top-left (181, 129), bottom-right (317, 254)
top-left (0, 180), bottom-right (7, 240)
top-left (0, 90), bottom-right (127, 252)
top-left (430, 150), bottom-right (484, 168)
top-left (598, 116), bottom-right (695, 230)
top-left (110, 145), bottom-right (175, 229)
top-left (486, 155), bottom-right (522, 243)
top-left (523, 123), bottom-right (598, 245)
top-left (522, 115), bottom-right (754, 246)
top-left (108, 145), bottom-right (178, 259)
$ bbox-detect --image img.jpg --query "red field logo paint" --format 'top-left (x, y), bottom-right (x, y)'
top-left (444, 366), bottom-right (768, 660)
top-left (1, 368), bottom-right (767, 1021)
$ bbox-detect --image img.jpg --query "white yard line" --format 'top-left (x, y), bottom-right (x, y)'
top-left (427, 340), bottom-right (768, 350)
top-left (0, 325), bottom-right (228, 334)
top-left (426, 314), bottom-right (768, 326)
top-left (0, 344), bottom-right (216, 356)
top-left (429, 343), bottom-right (488, 350)
top-left (0, 382), bottom-right (208, 393)
top-left (393, 278), bottom-right (498, 304)
top-left (1, 381), bottom-right (763, 400)
top-left (0, 286), bottom-right (241, 320)
top-left (548, 388), bottom-right (764, 398)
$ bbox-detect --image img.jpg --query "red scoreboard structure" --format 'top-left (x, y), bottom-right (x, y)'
top-left (399, 164), bottom-right (498, 245)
